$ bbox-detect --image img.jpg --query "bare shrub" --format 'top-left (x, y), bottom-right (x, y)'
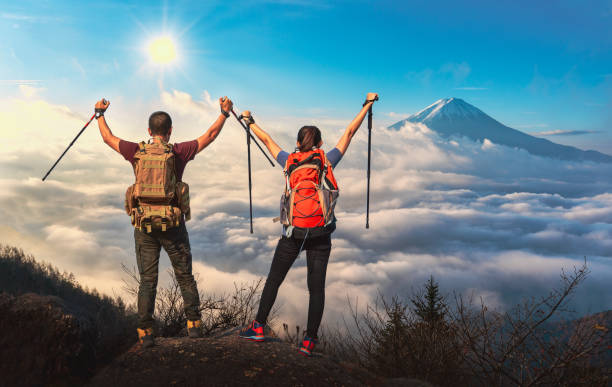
top-left (454, 260), bottom-right (609, 386)
top-left (121, 264), bottom-right (272, 336)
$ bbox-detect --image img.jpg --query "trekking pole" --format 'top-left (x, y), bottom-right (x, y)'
top-left (230, 109), bottom-right (275, 167)
top-left (246, 124), bottom-right (254, 233)
top-left (230, 109), bottom-right (275, 233)
top-left (42, 99), bottom-right (108, 181)
top-left (365, 96), bottom-right (378, 229)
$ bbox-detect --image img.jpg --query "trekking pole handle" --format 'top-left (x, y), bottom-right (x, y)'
top-left (230, 109), bottom-right (275, 167)
top-left (363, 95), bottom-right (379, 107)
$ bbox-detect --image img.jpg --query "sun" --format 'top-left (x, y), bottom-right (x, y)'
top-left (148, 37), bottom-right (177, 65)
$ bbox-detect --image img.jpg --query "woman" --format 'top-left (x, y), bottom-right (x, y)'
top-left (239, 93), bottom-right (379, 356)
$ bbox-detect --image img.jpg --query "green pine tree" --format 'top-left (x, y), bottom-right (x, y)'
top-left (411, 275), bottom-right (446, 324)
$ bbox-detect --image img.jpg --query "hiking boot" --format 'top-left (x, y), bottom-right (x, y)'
top-left (239, 320), bottom-right (265, 342)
top-left (299, 336), bottom-right (317, 356)
top-left (187, 319), bottom-right (202, 338)
top-left (137, 328), bottom-right (155, 349)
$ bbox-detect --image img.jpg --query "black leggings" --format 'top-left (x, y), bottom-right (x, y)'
top-left (255, 234), bottom-right (331, 338)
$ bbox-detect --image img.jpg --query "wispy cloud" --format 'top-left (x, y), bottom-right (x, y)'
top-left (454, 87), bottom-right (488, 90)
top-left (405, 62), bottom-right (472, 87)
top-left (387, 111), bottom-right (411, 119)
top-left (532, 129), bottom-right (601, 136)
top-left (0, 79), bottom-right (42, 85)
top-left (1, 12), bottom-right (36, 21)
top-left (514, 123), bottom-right (549, 129)
top-left (71, 58), bottom-right (87, 78)
top-left (262, 0), bottom-right (331, 8)
top-left (584, 102), bottom-right (605, 107)
top-left (1, 12), bottom-right (61, 23)
top-left (19, 84), bottom-right (45, 98)
top-left (440, 62), bottom-right (471, 84)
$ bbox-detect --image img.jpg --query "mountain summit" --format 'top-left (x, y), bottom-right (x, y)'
top-left (389, 98), bottom-right (612, 163)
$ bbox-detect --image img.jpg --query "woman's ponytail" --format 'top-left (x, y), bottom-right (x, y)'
top-left (297, 126), bottom-right (322, 152)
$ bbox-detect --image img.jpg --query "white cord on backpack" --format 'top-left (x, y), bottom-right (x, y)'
top-left (297, 228), bottom-right (310, 257)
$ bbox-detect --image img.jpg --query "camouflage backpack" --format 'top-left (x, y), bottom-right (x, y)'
top-left (124, 141), bottom-right (191, 233)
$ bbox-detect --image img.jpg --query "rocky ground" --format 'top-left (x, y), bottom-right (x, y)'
top-left (87, 328), bottom-right (432, 387)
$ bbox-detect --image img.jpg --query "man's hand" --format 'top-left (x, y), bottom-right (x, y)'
top-left (96, 98), bottom-right (121, 153)
top-left (95, 99), bottom-right (110, 111)
top-left (219, 96), bottom-right (233, 116)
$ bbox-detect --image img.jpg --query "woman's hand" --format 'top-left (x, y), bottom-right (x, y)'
top-left (365, 92), bottom-right (379, 105)
top-left (240, 110), bottom-right (255, 125)
top-left (335, 92), bottom-right (379, 155)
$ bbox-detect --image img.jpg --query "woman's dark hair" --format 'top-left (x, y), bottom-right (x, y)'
top-left (149, 111), bottom-right (172, 136)
top-left (297, 126), bottom-right (322, 152)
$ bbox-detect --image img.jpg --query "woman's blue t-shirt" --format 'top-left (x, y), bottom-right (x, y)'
top-left (276, 147), bottom-right (343, 168)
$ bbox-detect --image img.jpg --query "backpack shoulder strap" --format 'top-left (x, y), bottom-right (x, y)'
top-left (138, 141), bottom-right (147, 154)
top-left (322, 153), bottom-right (332, 168)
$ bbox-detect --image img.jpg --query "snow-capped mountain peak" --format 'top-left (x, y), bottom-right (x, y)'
top-left (408, 97), bottom-right (488, 123)
top-left (389, 98), bottom-right (612, 163)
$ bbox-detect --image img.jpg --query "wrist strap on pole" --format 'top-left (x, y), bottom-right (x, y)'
top-left (239, 114), bottom-right (255, 125)
top-left (362, 95), bottom-right (379, 107)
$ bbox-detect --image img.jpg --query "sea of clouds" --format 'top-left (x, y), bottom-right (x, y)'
top-left (2, 87), bottom-right (611, 330)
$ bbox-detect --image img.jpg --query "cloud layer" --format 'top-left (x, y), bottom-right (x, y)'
top-left (2, 89), bottom-right (611, 330)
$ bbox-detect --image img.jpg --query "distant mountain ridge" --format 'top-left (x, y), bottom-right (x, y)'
top-left (389, 98), bottom-right (612, 163)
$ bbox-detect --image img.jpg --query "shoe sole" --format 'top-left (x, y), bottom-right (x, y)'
top-left (239, 335), bottom-right (264, 342)
top-left (299, 348), bottom-right (311, 356)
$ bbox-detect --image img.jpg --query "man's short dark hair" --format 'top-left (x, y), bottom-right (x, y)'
top-left (149, 111), bottom-right (172, 136)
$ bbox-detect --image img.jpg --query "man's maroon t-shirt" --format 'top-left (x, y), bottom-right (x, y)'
top-left (119, 140), bottom-right (198, 180)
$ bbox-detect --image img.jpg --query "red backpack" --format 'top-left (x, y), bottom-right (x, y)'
top-left (279, 149), bottom-right (339, 238)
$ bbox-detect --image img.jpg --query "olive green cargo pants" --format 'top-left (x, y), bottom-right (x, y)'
top-left (134, 222), bottom-right (201, 329)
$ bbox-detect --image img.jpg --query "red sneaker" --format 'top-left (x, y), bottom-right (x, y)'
top-left (239, 320), bottom-right (265, 342)
top-left (299, 336), bottom-right (317, 356)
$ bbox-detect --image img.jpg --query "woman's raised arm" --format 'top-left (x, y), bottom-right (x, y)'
top-left (335, 92), bottom-right (379, 155)
top-left (239, 111), bottom-right (282, 160)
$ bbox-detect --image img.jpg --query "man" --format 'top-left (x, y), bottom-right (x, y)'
top-left (95, 96), bottom-right (233, 348)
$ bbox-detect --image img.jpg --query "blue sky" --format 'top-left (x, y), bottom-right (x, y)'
top-left (1, 0), bottom-right (611, 150)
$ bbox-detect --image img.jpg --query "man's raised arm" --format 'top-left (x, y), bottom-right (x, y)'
top-left (95, 99), bottom-right (121, 154)
top-left (196, 96), bottom-right (233, 154)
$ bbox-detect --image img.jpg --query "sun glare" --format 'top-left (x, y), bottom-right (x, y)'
top-left (148, 37), bottom-right (177, 65)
